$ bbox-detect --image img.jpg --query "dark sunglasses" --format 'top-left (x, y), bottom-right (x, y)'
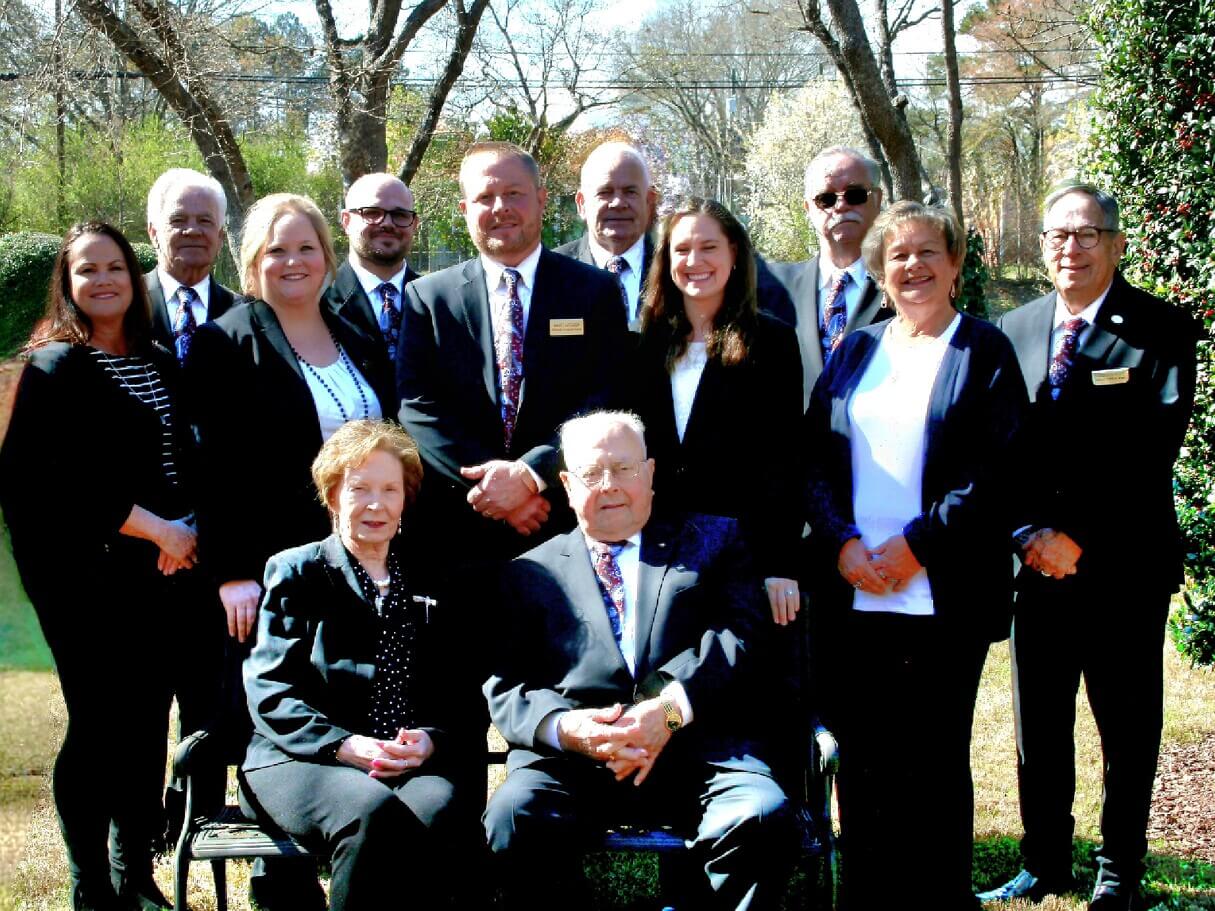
top-left (812, 186), bottom-right (874, 210)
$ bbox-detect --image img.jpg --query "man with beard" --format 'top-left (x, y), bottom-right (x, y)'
top-left (329, 173), bottom-right (421, 362)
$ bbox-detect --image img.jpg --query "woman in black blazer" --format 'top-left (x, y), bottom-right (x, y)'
top-left (0, 223), bottom-right (197, 911)
top-left (804, 202), bottom-right (1028, 910)
top-left (184, 193), bottom-right (396, 645)
top-left (631, 197), bottom-right (804, 624)
top-left (241, 420), bottom-right (482, 910)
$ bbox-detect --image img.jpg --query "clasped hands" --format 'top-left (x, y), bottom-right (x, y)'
top-left (837, 535), bottom-right (922, 594)
top-left (461, 459), bottom-right (550, 535)
top-left (1021, 528), bottom-right (1082, 579)
top-left (337, 729), bottom-right (435, 779)
top-left (557, 699), bottom-right (674, 786)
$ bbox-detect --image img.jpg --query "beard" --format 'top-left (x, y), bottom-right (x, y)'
top-left (353, 231), bottom-right (408, 268)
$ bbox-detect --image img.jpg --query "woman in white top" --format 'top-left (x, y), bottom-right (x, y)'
top-left (630, 197), bottom-right (804, 624)
top-left (804, 201), bottom-right (1028, 911)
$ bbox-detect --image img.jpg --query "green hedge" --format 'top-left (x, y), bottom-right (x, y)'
top-left (0, 232), bottom-right (157, 359)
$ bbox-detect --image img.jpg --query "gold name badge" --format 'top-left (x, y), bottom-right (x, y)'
top-left (1091, 367), bottom-right (1130, 386)
top-left (550, 318), bottom-right (584, 337)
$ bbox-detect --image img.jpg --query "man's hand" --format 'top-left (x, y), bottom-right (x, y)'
top-left (556, 704), bottom-right (635, 760)
top-left (606, 698), bottom-right (676, 785)
top-left (503, 494), bottom-right (551, 535)
top-left (1023, 528), bottom-right (1082, 579)
top-left (461, 460), bottom-right (539, 518)
top-left (219, 579), bottom-right (263, 642)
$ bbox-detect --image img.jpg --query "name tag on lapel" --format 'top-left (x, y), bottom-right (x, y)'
top-left (550, 318), bottom-right (584, 337)
top-left (1091, 367), bottom-right (1130, 386)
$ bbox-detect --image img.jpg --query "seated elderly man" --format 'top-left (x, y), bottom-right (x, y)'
top-left (483, 410), bottom-right (797, 911)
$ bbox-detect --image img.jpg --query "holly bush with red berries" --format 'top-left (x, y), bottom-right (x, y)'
top-left (1086, 0), bottom-right (1215, 664)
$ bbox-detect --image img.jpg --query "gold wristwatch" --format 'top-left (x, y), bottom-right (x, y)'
top-left (660, 698), bottom-right (683, 733)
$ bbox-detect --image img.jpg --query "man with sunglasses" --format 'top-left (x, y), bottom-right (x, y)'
top-left (980, 184), bottom-right (1197, 911)
top-left (758, 146), bottom-right (888, 408)
top-left (328, 172), bottom-right (421, 362)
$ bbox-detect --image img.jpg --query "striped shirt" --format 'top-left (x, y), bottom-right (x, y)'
top-left (90, 349), bottom-right (179, 489)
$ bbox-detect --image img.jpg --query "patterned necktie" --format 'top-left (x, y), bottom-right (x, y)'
top-left (1048, 316), bottom-right (1087, 400)
top-left (173, 287), bottom-right (199, 363)
top-left (377, 282), bottom-right (402, 362)
top-left (820, 271), bottom-right (851, 361)
top-left (495, 268), bottom-right (525, 449)
top-left (605, 255), bottom-right (631, 320)
top-left (591, 541), bottom-right (626, 648)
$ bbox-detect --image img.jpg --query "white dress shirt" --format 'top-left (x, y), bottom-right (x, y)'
top-left (157, 268), bottom-right (210, 326)
top-left (347, 256), bottom-right (409, 324)
top-left (816, 255), bottom-right (871, 329)
top-left (481, 243), bottom-right (542, 338)
top-left (1050, 284), bottom-right (1110, 357)
top-left (586, 234), bottom-right (646, 321)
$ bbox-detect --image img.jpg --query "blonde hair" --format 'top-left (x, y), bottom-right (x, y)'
top-left (311, 419), bottom-right (424, 515)
top-left (239, 193), bottom-right (337, 298)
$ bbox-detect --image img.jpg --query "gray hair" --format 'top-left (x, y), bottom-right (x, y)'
top-left (560, 411), bottom-right (647, 462)
top-left (146, 168), bottom-right (228, 226)
top-left (804, 146), bottom-right (882, 201)
top-left (1042, 182), bottom-right (1120, 231)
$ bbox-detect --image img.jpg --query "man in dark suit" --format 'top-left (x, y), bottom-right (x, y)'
top-left (397, 141), bottom-right (629, 562)
top-left (555, 141), bottom-right (657, 331)
top-left (758, 146), bottom-right (888, 408)
top-left (327, 172), bottom-right (421, 361)
top-left (145, 168), bottom-right (238, 360)
top-left (483, 411), bottom-right (796, 910)
top-left (979, 184), bottom-right (1197, 911)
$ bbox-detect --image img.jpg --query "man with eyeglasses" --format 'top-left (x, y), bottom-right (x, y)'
top-left (329, 172), bottom-right (421, 362)
top-left (979, 183), bottom-right (1197, 911)
top-left (758, 146), bottom-right (888, 408)
top-left (483, 409), bottom-right (796, 911)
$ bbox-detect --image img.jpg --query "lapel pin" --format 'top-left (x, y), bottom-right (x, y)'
top-left (412, 594), bottom-right (438, 622)
top-left (1111, 314), bottom-right (1124, 324)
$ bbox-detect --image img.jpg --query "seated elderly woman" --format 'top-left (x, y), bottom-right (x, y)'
top-left (804, 201), bottom-right (1028, 911)
top-left (240, 419), bottom-right (482, 910)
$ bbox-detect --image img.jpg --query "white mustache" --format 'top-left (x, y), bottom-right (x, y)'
top-left (826, 211), bottom-right (864, 229)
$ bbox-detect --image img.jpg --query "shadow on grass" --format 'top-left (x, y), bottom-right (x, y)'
top-left (974, 835), bottom-right (1215, 909)
top-left (0, 518), bottom-right (51, 673)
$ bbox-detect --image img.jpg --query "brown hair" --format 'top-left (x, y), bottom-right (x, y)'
top-left (27, 221), bottom-right (152, 352)
top-left (239, 193), bottom-right (337, 299)
top-left (640, 197), bottom-right (757, 370)
top-left (458, 141), bottom-right (542, 195)
top-left (311, 419), bottom-right (424, 515)
top-left (862, 200), bottom-right (965, 281)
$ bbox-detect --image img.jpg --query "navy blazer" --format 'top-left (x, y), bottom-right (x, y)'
top-left (324, 260), bottom-right (421, 351)
top-left (243, 535), bottom-right (482, 773)
top-left (184, 299), bottom-right (397, 585)
top-left (484, 515), bottom-right (772, 766)
top-left (757, 255), bottom-right (888, 409)
top-left (145, 270), bottom-right (239, 351)
top-left (804, 314), bottom-right (1028, 642)
top-left (998, 272), bottom-right (1197, 593)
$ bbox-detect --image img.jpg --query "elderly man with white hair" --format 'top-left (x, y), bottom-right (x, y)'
top-left (145, 168), bottom-right (238, 361)
top-left (556, 141), bottom-right (658, 330)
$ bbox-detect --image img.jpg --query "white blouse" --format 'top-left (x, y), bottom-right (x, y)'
top-left (670, 341), bottom-right (708, 442)
top-left (848, 314), bottom-right (961, 616)
top-left (298, 349), bottom-right (382, 441)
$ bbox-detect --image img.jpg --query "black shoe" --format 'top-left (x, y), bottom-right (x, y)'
top-left (115, 877), bottom-right (172, 911)
top-left (71, 880), bottom-right (123, 911)
top-left (977, 868), bottom-right (1076, 903)
top-left (1088, 867), bottom-right (1141, 911)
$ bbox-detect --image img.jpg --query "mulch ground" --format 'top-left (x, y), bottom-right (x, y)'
top-left (1148, 731), bottom-right (1215, 864)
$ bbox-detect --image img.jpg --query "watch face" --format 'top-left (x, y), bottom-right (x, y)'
top-left (666, 718), bottom-right (680, 732)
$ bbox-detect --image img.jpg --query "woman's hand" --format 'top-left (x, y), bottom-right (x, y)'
top-left (156, 517), bottom-right (197, 575)
top-left (765, 577), bottom-right (801, 626)
top-left (837, 538), bottom-right (887, 595)
top-left (868, 535), bottom-right (923, 590)
top-left (219, 579), bottom-right (263, 642)
top-left (336, 731), bottom-right (434, 779)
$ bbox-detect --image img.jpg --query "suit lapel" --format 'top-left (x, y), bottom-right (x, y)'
top-left (145, 271), bottom-right (173, 343)
top-left (456, 258), bottom-right (498, 407)
top-left (560, 533), bottom-right (630, 676)
top-left (797, 260), bottom-right (826, 380)
top-left (846, 277), bottom-right (884, 332)
top-left (633, 528), bottom-right (673, 673)
top-left (1017, 295), bottom-right (1055, 401)
top-left (333, 265), bottom-right (381, 339)
top-left (250, 299), bottom-right (306, 383)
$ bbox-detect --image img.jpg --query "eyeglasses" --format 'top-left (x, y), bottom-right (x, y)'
top-left (1040, 227), bottom-right (1117, 250)
top-left (812, 186), bottom-right (874, 210)
top-left (568, 461), bottom-right (643, 489)
top-left (348, 206), bottom-right (417, 228)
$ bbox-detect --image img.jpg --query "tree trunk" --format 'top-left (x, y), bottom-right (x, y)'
top-left (941, 0), bottom-right (965, 230)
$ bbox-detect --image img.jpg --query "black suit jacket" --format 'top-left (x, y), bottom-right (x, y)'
top-left (145, 270), bottom-right (239, 350)
top-left (805, 314), bottom-right (1028, 642)
top-left (553, 233), bottom-right (654, 329)
top-left (397, 248), bottom-right (630, 557)
top-left (998, 272), bottom-right (1197, 593)
top-left (484, 515), bottom-right (772, 767)
top-left (324, 260), bottom-right (421, 351)
top-left (184, 299), bottom-right (397, 585)
top-left (243, 534), bottom-right (482, 773)
top-left (629, 313), bottom-right (804, 578)
top-left (757, 256), bottom-right (887, 409)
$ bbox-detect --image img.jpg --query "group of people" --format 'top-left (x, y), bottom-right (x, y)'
top-left (0, 136), bottom-right (1196, 911)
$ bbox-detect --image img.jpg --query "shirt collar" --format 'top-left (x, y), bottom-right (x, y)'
top-left (481, 243), bottom-right (543, 295)
top-left (1052, 282), bottom-right (1111, 330)
top-left (158, 268), bottom-right (210, 307)
top-left (816, 254), bottom-right (867, 292)
top-left (582, 530), bottom-right (643, 553)
top-left (348, 256), bottom-right (409, 296)
top-left (587, 234), bottom-right (646, 275)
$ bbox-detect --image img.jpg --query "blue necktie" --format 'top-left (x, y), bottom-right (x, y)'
top-left (821, 271), bottom-right (851, 362)
top-left (173, 287), bottom-right (198, 363)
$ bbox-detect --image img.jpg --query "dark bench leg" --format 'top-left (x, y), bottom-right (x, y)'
top-left (174, 851), bottom-right (189, 911)
top-left (211, 859), bottom-right (228, 911)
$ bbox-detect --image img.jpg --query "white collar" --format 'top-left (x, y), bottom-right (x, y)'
top-left (586, 234), bottom-right (646, 274)
top-left (481, 243), bottom-right (543, 294)
top-left (157, 268), bottom-right (210, 305)
top-left (1052, 283), bottom-right (1111, 330)
top-left (348, 256), bottom-right (409, 296)
top-left (582, 530), bottom-right (643, 552)
top-left (816, 254), bottom-right (868, 291)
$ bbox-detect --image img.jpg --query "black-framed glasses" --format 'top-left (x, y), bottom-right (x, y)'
top-left (348, 206), bottom-right (417, 228)
top-left (1040, 227), bottom-right (1117, 250)
top-left (568, 461), bottom-right (643, 489)
top-left (812, 186), bottom-right (874, 210)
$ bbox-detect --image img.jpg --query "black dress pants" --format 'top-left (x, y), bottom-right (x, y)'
top-left (483, 741), bottom-right (797, 911)
top-left (1011, 576), bottom-right (1170, 881)
top-left (832, 611), bottom-right (988, 911)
